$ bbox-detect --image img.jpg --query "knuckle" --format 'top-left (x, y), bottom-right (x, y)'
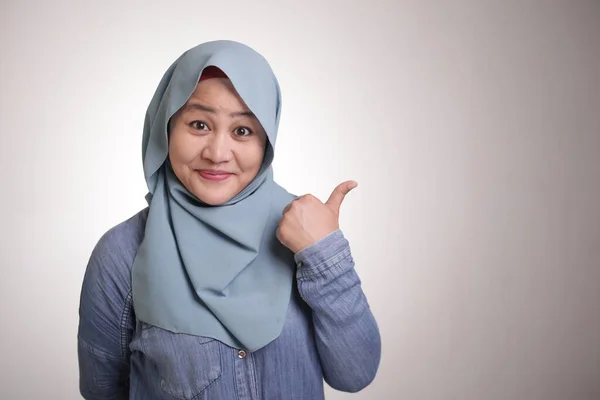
top-left (280, 214), bottom-right (291, 226)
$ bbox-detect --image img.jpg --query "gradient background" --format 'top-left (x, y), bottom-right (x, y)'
top-left (1, 1), bottom-right (599, 399)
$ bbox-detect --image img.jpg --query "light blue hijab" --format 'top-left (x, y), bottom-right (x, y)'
top-left (131, 40), bottom-right (296, 352)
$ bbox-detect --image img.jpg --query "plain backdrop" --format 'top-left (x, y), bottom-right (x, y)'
top-left (1, 1), bottom-right (599, 399)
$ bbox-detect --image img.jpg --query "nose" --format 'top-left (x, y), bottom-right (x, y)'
top-left (201, 132), bottom-right (233, 164)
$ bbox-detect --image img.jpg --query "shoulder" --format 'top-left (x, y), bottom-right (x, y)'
top-left (85, 208), bottom-right (149, 285)
top-left (272, 182), bottom-right (297, 210)
top-left (79, 209), bottom-right (149, 351)
top-left (94, 208), bottom-right (149, 255)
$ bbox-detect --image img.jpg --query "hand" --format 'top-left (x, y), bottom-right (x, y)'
top-left (276, 180), bottom-right (357, 253)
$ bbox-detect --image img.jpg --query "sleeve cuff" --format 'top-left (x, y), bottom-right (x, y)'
top-left (294, 229), bottom-right (352, 279)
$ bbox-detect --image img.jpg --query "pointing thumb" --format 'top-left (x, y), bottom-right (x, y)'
top-left (325, 180), bottom-right (357, 213)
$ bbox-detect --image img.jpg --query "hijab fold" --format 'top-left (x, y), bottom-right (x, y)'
top-left (131, 40), bottom-right (295, 352)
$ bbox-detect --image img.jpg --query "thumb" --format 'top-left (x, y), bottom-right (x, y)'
top-left (325, 180), bottom-right (357, 213)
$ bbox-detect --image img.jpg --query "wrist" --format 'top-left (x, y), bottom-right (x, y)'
top-left (294, 229), bottom-right (349, 269)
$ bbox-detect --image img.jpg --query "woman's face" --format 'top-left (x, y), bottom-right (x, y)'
top-left (168, 77), bottom-right (268, 205)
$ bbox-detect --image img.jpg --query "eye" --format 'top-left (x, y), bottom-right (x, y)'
top-left (190, 120), bottom-right (209, 131)
top-left (234, 126), bottom-right (253, 137)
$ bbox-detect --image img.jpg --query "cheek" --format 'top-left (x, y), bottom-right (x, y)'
top-left (237, 143), bottom-right (266, 172)
top-left (169, 129), bottom-right (200, 165)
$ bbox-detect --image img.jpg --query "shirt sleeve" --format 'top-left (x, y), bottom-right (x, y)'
top-left (294, 229), bottom-right (382, 393)
top-left (77, 229), bottom-right (135, 400)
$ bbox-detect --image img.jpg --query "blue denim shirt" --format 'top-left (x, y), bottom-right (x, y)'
top-left (77, 208), bottom-right (381, 399)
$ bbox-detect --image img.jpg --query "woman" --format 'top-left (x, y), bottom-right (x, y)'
top-left (77, 40), bottom-right (381, 400)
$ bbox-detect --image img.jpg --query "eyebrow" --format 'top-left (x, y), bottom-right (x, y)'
top-left (184, 103), bottom-right (256, 118)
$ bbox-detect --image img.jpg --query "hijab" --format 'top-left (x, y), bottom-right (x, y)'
top-left (131, 40), bottom-right (296, 352)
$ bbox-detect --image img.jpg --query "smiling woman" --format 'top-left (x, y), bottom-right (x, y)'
top-left (77, 40), bottom-right (381, 400)
top-left (168, 66), bottom-right (268, 205)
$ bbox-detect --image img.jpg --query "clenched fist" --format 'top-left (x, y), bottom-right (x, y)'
top-left (276, 180), bottom-right (357, 253)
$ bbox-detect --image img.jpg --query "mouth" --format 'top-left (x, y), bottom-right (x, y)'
top-left (197, 170), bottom-right (233, 182)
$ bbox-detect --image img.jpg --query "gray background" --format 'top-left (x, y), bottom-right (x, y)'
top-left (1, 1), bottom-right (599, 399)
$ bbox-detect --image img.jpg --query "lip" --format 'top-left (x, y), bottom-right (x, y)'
top-left (197, 170), bottom-right (233, 181)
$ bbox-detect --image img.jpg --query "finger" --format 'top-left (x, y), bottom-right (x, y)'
top-left (325, 180), bottom-right (357, 212)
top-left (282, 195), bottom-right (304, 215)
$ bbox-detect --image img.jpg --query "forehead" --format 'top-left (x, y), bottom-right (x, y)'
top-left (185, 78), bottom-right (249, 110)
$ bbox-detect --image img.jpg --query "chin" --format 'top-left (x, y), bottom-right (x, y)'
top-left (184, 176), bottom-right (236, 205)
top-left (201, 197), bottom-right (228, 206)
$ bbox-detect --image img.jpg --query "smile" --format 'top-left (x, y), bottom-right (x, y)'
top-left (197, 170), bottom-right (233, 181)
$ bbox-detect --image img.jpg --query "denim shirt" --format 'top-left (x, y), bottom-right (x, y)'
top-left (77, 208), bottom-right (381, 399)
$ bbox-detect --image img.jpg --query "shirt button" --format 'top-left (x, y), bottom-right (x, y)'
top-left (238, 349), bottom-right (247, 359)
top-left (297, 261), bottom-right (303, 268)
